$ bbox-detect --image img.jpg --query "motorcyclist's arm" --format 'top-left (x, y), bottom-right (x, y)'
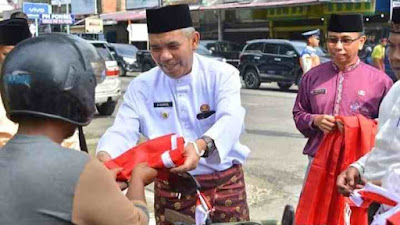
top-left (72, 158), bottom-right (149, 225)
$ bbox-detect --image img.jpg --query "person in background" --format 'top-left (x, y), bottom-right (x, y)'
top-left (293, 14), bottom-right (392, 181)
top-left (0, 18), bottom-right (31, 146)
top-left (371, 38), bottom-right (388, 71)
top-left (300, 29), bottom-right (321, 75)
top-left (10, 11), bottom-right (28, 20)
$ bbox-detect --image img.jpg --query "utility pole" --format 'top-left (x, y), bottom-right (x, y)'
top-left (66, 1), bottom-right (70, 34)
top-left (18, 0), bottom-right (24, 8)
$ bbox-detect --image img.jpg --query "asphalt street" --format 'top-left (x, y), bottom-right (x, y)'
top-left (85, 73), bottom-right (308, 222)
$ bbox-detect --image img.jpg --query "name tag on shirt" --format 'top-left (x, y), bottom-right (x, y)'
top-left (311, 88), bottom-right (327, 95)
top-left (154, 102), bottom-right (173, 108)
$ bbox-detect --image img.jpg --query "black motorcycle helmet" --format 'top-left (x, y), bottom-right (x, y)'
top-left (0, 33), bottom-right (105, 151)
top-left (1, 33), bottom-right (105, 125)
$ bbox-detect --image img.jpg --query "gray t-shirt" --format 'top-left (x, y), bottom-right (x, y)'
top-left (0, 134), bottom-right (89, 224)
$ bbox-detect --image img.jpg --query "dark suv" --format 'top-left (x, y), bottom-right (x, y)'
top-left (238, 39), bottom-right (328, 90)
top-left (200, 40), bottom-right (243, 67)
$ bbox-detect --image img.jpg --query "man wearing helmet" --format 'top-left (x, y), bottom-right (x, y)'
top-left (0, 33), bottom-right (156, 225)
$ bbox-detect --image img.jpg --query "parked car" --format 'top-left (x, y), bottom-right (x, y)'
top-left (238, 39), bottom-right (328, 90)
top-left (108, 43), bottom-right (140, 76)
top-left (199, 40), bottom-right (243, 67)
top-left (88, 40), bottom-right (122, 116)
top-left (136, 45), bottom-right (226, 72)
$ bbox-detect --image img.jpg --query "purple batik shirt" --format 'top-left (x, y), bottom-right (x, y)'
top-left (293, 60), bottom-right (393, 157)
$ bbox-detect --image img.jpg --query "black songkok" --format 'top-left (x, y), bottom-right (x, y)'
top-left (0, 18), bottom-right (31, 46)
top-left (146, 4), bottom-right (193, 34)
top-left (391, 7), bottom-right (400, 33)
top-left (328, 14), bottom-right (364, 33)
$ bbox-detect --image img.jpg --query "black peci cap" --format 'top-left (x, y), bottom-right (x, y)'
top-left (391, 7), bottom-right (400, 33)
top-left (146, 4), bottom-right (193, 34)
top-left (0, 18), bottom-right (31, 46)
top-left (328, 14), bottom-right (364, 33)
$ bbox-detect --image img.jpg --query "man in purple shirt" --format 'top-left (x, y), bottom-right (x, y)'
top-left (293, 14), bottom-right (392, 166)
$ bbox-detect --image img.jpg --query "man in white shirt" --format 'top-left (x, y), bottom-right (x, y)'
top-left (337, 7), bottom-right (400, 195)
top-left (96, 4), bottom-right (250, 224)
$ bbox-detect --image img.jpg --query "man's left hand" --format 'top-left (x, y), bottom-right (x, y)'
top-left (170, 141), bottom-right (201, 173)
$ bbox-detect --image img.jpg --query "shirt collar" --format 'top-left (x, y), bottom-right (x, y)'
top-left (332, 58), bottom-right (361, 73)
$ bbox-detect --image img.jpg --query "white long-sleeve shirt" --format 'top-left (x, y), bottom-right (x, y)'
top-left (351, 81), bottom-right (400, 180)
top-left (97, 54), bottom-right (250, 175)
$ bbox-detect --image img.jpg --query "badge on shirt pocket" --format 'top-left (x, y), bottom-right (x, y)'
top-left (197, 104), bottom-right (215, 120)
top-left (311, 88), bottom-right (327, 95)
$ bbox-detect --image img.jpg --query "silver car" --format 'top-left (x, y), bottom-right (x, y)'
top-left (88, 40), bottom-right (122, 116)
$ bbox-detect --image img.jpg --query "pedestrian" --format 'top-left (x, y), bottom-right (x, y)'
top-left (0, 18), bottom-right (79, 149)
top-left (371, 38), bottom-right (388, 71)
top-left (300, 29), bottom-right (321, 75)
top-left (10, 11), bottom-right (28, 20)
top-left (0, 33), bottom-right (156, 225)
top-left (96, 4), bottom-right (250, 225)
top-left (0, 18), bottom-right (30, 64)
top-left (293, 13), bottom-right (393, 180)
top-left (0, 18), bottom-right (30, 146)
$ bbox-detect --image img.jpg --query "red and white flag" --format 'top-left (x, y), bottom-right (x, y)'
top-left (195, 190), bottom-right (213, 225)
top-left (104, 134), bottom-right (185, 181)
top-left (346, 183), bottom-right (400, 225)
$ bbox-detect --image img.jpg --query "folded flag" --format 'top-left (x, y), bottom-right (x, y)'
top-left (346, 183), bottom-right (400, 225)
top-left (195, 190), bottom-right (213, 225)
top-left (296, 115), bottom-right (377, 225)
top-left (104, 134), bottom-right (186, 181)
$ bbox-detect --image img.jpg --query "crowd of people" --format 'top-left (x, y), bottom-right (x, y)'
top-left (1, 3), bottom-right (400, 225)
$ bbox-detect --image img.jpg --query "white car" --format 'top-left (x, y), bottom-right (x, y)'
top-left (88, 41), bottom-right (122, 116)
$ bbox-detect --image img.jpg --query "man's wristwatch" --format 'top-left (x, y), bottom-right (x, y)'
top-left (200, 136), bottom-right (216, 157)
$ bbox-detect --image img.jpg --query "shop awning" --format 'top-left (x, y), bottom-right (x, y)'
top-left (100, 0), bottom-right (318, 21)
top-left (198, 0), bottom-right (318, 10)
top-left (100, 5), bottom-right (201, 21)
top-left (100, 9), bottom-right (146, 21)
top-left (100, 0), bottom-right (373, 22)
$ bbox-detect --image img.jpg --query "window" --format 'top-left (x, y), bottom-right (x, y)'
top-left (263, 44), bottom-right (279, 54)
top-left (279, 45), bottom-right (296, 56)
top-left (244, 42), bottom-right (264, 52)
top-left (220, 42), bottom-right (243, 51)
top-left (206, 43), bottom-right (217, 49)
top-left (92, 44), bottom-right (114, 61)
top-left (196, 45), bottom-right (212, 55)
